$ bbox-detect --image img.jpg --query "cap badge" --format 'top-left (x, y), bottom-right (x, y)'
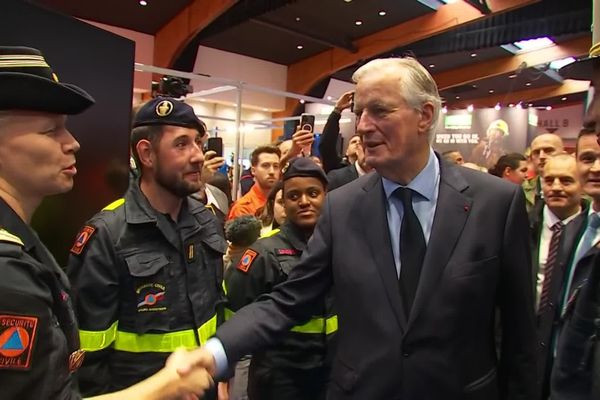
top-left (156, 100), bottom-right (174, 117)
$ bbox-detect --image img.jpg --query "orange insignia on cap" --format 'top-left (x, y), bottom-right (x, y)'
top-left (70, 225), bottom-right (96, 255)
top-left (237, 249), bottom-right (258, 273)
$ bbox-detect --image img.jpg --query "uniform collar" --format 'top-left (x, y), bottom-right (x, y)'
top-left (0, 197), bottom-right (39, 253)
top-left (280, 222), bottom-right (310, 251)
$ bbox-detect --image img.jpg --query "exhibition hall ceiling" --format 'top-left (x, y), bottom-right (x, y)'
top-left (34, 0), bottom-right (594, 109)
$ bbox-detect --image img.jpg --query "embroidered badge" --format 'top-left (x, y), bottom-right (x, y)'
top-left (237, 249), bottom-right (258, 273)
top-left (70, 225), bottom-right (96, 255)
top-left (136, 283), bottom-right (167, 312)
top-left (68, 349), bottom-right (85, 372)
top-left (0, 315), bottom-right (38, 370)
top-left (156, 100), bottom-right (174, 117)
top-left (186, 243), bottom-right (196, 263)
top-left (276, 248), bottom-right (298, 256)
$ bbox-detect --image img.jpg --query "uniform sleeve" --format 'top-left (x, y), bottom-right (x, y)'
top-left (224, 245), bottom-right (279, 312)
top-left (67, 219), bottom-right (119, 397)
top-left (0, 254), bottom-right (80, 400)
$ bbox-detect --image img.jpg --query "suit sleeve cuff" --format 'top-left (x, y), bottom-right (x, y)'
top-left (204, 337), bottom-right (229, 381)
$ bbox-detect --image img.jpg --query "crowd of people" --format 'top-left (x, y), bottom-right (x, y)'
top-left (1, 39), bottom-right (600, 400)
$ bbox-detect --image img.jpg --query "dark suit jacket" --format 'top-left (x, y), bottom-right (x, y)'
top-left (216, 158), bottom-right (536, 400)
top-left (327, 163), bottom-right (359, 191)
top-left (533, 201), bottom-right (589, 398)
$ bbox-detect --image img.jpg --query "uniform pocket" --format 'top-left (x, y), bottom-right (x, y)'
top-left (125, 253), bottom-right (170, 332)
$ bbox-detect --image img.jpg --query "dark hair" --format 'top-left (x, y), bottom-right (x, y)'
top-left (130, 125), bottom-right (164, 173)
top-left (251, 145), bottom-right (281, 166)
top-left (256, 180), bottom-right (284, 228)
top-left (488, 153), bottom-right (526, 177)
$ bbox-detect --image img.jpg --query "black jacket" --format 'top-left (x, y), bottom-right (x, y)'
top-left (319, 110), bottom-right (350, 173)
top-left (67, 181), bottom-right (226, 396)
top-left (0, 198), bottom-right (81, 400)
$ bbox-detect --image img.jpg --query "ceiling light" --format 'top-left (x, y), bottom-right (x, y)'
top-left (327, 96), bottom-right (333, 101)
top-left (494, 103), bottom-right (501, 111)
top-left (344, 0), bottom-right (352, 2)
top-left (355, 20), bottom-right (363, 26)
top-left (550, 57), bottom-right (576, 70)
top-left (379, 10), bottom-right (387, 16)
top-left (546, 106), bottom-right (552, 111)
top-left (455, 96), bottom-right (460, 100)
top-left (528, 103), bottom-right (533, 107)
top-left (299, 99), bottom-right (305, 104)
top-left (467, 105), bottom-right (474, 112)
top-left (509, 103), bottom-right (514, 108)
top-left (295, 17), bottom-right (301, 22)
top-left (297, 45), bottom-right (303, 50)
top-left (470, 53), bottom-right (477, 58)
top-left (525, 82), bottom-right (531, 86)
top-left (513, 37), bottom-right (555, 52)
top-left (489, 89), bottom-right (495, 94)
top-left (442, 106), bottom-right (448, 114)
top-left (139, 0), bottom-right (147, 5)
top-left (516, 102), bottom-right (523, 109)
top-left (508, 74), bottom-right (517, 79)
top-left (472, 84), bottom-right (478, 89)
top-left (429, 64), bottom-right (435, 68)
top-left (561, 97), bottom-right (567, 101)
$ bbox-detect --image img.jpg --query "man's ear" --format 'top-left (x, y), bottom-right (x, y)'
top-left (136, 139), bottom-right (155, 169)
top-left (250, 165), bottom-right (256, 176)
top-left (418, 102), bottom-right (435, 135)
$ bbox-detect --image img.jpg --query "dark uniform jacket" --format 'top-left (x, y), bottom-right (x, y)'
top-left (0, 198), bottom-right (82, 399)
top-left (225, 222), bottom-right (336, 372)
top-left (67, 181), bottom-right (226, 396)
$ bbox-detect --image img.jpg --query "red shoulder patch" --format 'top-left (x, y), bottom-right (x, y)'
top-left (237, 249), bottom-right (258, 273)
top-left (0, 315), bottom-right (38, 370)
top-left (70, 225), bottom-right (96, 255)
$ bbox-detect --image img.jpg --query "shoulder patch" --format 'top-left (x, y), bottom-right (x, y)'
top-left (0, 229), bottom-right (24, 247)
top-left (237, 249), bottom-right (258, 273)
top-left (70, 225), bottom-right (96, 255)
top-left (0, 315), bottom-right (38, 370)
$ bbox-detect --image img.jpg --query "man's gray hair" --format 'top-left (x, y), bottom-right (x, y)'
top-left (352, 57), bottom-right (442, 143)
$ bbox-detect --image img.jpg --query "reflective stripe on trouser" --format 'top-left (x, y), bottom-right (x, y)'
top-left (79, 314), bottom-right (218, 352)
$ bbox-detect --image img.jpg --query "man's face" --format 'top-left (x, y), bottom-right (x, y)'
top-left (273, 189), bottom-right (286, 226)
top-left (505, 160), bottom-right (529, 185)
top-left (530, 134), bottom-right (563, 175)
top-left (577, 134), bottom-right (600, 200)
top-left (345, 135), bottom-right (362, 159)
top-left (446, 151), bottom-right (464, 165)
top-left (251, 152), bottom-right (280, 191)
top-left (0, 111), bottom-right (80, 198)
top-left (354, 75), bottom-right (431, 175)
top-left (486, 128), bottom-right (505, 147)
top-left (153, 125), bottom-right (204, 197)
top-left (542, 157), bottom-right (581, 218)
top-left (283, 176), bottom-right (325, 230)
top-left (278, 140), bottom-right (292, 159)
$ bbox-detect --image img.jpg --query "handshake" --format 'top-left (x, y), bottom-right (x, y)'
top-left (89, 348), bottom-right (218, 400)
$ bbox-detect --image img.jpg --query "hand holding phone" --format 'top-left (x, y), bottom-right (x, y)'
top-left (205, 137), bottom-right (223, 157)
top-left (299, 114), bottom-right (315, 156)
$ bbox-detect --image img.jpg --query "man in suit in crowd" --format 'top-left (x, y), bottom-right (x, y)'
top-left (183, 57), bottom-right (536, 400)
top-left (523, 134), bottom-right (564, 212)
top-left (327, 135), bottom-right (372, 190)
top-left (529, 154), bottom-right (586, 399)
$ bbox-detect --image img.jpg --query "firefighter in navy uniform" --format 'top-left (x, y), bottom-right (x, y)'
top-left (0, 46), bottom-right (212, 400)
top-left (67, 97), bottom-right (227, 397)
top-left (225, 157), bottom-right (337, 400)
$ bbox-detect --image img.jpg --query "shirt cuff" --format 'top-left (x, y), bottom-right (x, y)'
top-left (204, 337), bottom-right (229, 380)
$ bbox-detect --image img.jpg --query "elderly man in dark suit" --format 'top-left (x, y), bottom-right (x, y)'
top-left (183, 56), bottom-right (537, 400)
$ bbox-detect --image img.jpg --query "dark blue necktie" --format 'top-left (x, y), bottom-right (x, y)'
top-left (395, 187), bottom-right (426, 316)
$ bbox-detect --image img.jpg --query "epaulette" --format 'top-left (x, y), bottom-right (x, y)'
top-left (260, 228), bottom-right (281, 238)
top-left (102, 198), bottom-right (125, 211)
top-left (0, 228), bottom-right (24, 247)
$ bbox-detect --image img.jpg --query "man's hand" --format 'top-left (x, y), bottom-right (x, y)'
top-left (289, 129), bottom-right (314, 158)
top-left (335, 90), bottom-right (354, 112)
top-left (165, 349), bottom-right (214, 400)
top-left (202, 150), bottom-right (225, 182)
top-left (171, 347), bottom-right (218, 378)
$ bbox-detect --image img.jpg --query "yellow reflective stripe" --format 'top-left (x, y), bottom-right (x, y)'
top-left (222, 280), bottom-right (228, 295)
top-left (224, 308), bottom-right (235, 321)
top-left (290, 317), bottom-right (326, 334)
top-left (0, 228), bottom-right (24, 246)
top-left (326, 315), bottom-right (338, 335)
top-left (197, 314), bottom-right (217, 345)
top-left (79, 321), bottom-right (118, 351)
top-left (80, 315), bottom-right (218, 353)
top-left (260, 228), bottom-right (280, 238)
top-left (102, 198), bottom-right (125, 211)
